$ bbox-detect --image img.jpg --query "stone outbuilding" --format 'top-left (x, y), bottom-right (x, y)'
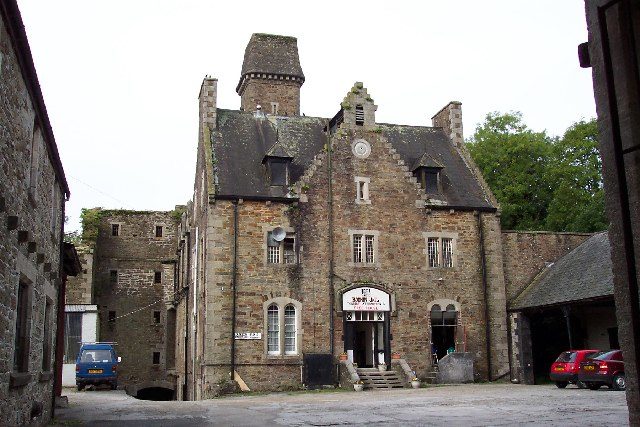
top-left (508, 232), bottom-right (617, 384)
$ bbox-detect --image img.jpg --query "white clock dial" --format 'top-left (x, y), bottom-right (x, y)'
top-left (351, 139), bottom-right (371, 159)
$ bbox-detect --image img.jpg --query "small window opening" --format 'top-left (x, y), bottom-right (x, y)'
top-left (14, 281), bottom-right (31, 372)
top-left (154, 311), bottom-right (161, 324)
top-left (267, 231), bottom-right (297, 264)
top-left (111, 224), bottom-right (120, 236)
top-left (155, 226), bottom-right (163, 237)
top-left (110, 270), bottom-right (118, 284)
top-left (154, 271), bottom-right (162, 284)
top-left (270, 161), bottom-right (288, 186)
top-left (355, 105), bottom-right (364, 126)
top-left (152, 352), bottom-right (160, 365)
top-left (271, 102), bottom-right (279, 115)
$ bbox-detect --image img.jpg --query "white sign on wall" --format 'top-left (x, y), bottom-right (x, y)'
top-left (234, 332), bottom-right (262, 340)
top-left (342, 287), bottom-right (390, 311)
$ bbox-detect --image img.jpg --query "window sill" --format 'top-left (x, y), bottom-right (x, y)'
top-left (266, 263), bottom-right (298, 268)
top-left (348, 262), bottom-right (380, 268)
top-left (10, 372), bottom-right (32, 388)
top-left (39, 371), bottom-right (53, 382)
top-left (354, 199), bottom-right (372, 205)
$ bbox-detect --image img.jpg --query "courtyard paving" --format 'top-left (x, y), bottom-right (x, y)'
top-left (52, 383), bottom-right (629, 426)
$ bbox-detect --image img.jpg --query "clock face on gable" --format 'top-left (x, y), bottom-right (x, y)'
top-left (351, 139), bottom-right (371, 159)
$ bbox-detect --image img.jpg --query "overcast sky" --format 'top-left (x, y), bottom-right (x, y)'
top-left (17, 0), bottom-right (596, 233)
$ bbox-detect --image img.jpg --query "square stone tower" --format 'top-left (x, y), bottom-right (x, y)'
top-left (236, 33), bottom-right (305, 116)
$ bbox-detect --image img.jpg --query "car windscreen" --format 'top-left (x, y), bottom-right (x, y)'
top-left (79, 349), bottom-right (113, 363)
top-left (555, 352), bottom-right (577, 362)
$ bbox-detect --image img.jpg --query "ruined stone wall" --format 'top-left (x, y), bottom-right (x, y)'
top-left (0, 11), bottom-right (67, 425)
top-left (93, 211), bottom-right (177, 390)
top-left (65, 247), bottom-right (94, 305)
top-left (501, 231), bottom-right (591, 303)
top-left (240, 79), bottom-right (301, 116)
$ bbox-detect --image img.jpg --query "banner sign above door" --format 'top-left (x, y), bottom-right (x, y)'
top-left (342, 287), bottom-right (390, 311)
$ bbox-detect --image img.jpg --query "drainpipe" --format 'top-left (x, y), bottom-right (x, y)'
top-left (326, 125), bottom-right (335, 356)
top-left (230, 200), bottom-right (239, 380)
top-left (52, 200), bottom-right (66, 418)
top-left (184, 231), bottom-right (191, 400)
top-left (477, 212), bottom-right (492, 381)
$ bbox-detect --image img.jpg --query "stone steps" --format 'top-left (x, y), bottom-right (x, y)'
top-left (356, 368), bottom-right (405, 389)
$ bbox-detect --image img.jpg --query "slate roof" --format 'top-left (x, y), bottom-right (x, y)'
top-left (210, 110), bottom-right (495, 209)
top-left (411, 152), bottom-right (444, 171)
top-left (237, 34), bottom-right (304, 90)
top-left (510, 232), bottom-right (613, 310)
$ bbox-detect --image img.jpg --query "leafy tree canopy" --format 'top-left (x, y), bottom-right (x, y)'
top-left (467, 112), bottom-right (607, 232)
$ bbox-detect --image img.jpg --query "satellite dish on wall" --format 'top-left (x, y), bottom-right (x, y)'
top-left (272, 227), bottom-right (287, 242)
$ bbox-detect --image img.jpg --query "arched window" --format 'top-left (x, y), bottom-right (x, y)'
top-left (284, 305), bottom-right (296, 354)
top-left (263, 298), bottom-right (302, 356)
top-left (267, 304), bottom-right (279, 355)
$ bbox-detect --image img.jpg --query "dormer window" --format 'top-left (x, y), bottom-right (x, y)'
top-left (268, 159), bottom-right (289, 186)
top-left (418, 168), bottom-right (441, 194)
top-left (355, 105), bottom-right (364, 126)
top-left (412, 154), bottom-right (444, 194)
top-left (263, 142), bottom-right (294, 187)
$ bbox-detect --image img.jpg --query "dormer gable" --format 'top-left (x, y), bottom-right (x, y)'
top-left (263, 140), bottom-right (294, 186)
top-left (412, 153), bottom-right (444, 194)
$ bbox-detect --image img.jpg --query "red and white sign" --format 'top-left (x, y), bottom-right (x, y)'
top-left (342, 287), bottom-right (390, 311)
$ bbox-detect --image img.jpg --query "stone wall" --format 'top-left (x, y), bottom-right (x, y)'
top-left (65, 247), bottom-right (94, 305)
top-left (92, 211), bottom-right (177, 391)
top-left (0, 5), bottom-right (67, 425)
top-left (240, 78), bottom-right (301, 116)
top-left (501, 231), bottom-right (591, 303)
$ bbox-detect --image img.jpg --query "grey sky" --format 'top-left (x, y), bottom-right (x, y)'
top-left (17, 0), bottom-right (595, 232)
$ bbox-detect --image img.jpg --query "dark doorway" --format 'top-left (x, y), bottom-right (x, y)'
top-left (135, 387), bottom-right (174, 401)
top-left (430, 304), bottom-right (457, 360)
top-left (353, 322), bottom-right (374, 367)
top-left (608, 327), bottom-right (619, 349)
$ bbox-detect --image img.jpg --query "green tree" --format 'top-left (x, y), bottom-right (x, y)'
top-left (545, 119), bottom-right (607, 232)
top-left (467, 112), bottom-right (554, 230)
top-left (467, 113), bottom-right (607, 232)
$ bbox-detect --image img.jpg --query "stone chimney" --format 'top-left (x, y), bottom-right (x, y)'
top-left (236, 33), bottom-right (305, 116)
top-left (431, 101), bottom-right (463, 147)
top-left (199, 76), bottom-right (217, 141)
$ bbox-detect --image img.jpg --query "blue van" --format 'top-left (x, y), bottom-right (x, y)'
top-left (75, 343), bottom-right (120, 390)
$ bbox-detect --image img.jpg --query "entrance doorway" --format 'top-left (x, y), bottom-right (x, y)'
top-left (430, 304), bottom-right (458, 361)
top-left (344, 310), bottom-right (389, 367)
top-left (342, 286), bottom-right (392, 368)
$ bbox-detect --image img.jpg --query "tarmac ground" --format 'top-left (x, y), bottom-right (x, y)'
top-left (52, 383), bottom-right (629, 426)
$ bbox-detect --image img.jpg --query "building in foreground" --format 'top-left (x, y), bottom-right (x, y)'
top-left (0, 1), bottom-right (79, 424)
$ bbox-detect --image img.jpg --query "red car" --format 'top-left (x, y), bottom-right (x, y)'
top-left (578, 349), bottom-right (625, 390)
top-left (550, 349), bottom-right (599, 388)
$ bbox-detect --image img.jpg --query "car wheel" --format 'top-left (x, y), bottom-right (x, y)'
top-left (77, 383), bottom-right (84, 391)
top-left (555, 381), bottom-right (568, 389)
top-left (577, 381), bottom-right (587, 389)
top-left (613, 374), bottom-right (626, 391)
top-left (587, 382), bottom-right (601, 390)
top-left (111, 383), bottom-right (118, 390)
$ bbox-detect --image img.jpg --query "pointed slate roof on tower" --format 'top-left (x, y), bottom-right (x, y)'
top-left (237, 33), bottom-right (305, 92)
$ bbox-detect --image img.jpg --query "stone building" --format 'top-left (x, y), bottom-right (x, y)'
top-left (81, 209), bottom-right (179, 397)
top-left (0, 1), bottom-right (78, 424)
top-left (173, 33), bottom-right (514, 399)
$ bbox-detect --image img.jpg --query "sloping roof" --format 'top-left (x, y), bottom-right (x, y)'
top-left (264, 140), bottom-right (293, 159)
top-left (212, 110), bottom-right (326, 199)
top-left (239, 33), bottom-right (304, 81)
top-left (211, 110), bottom-right (495, 209)
top-left (0, 0), bottom-right (70, 198)
top-left (510, 232), bottom-right (613, 310)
